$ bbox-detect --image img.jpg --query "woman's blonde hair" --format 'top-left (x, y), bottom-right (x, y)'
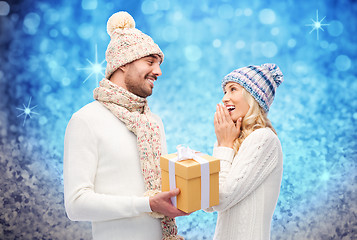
top-left (232, 88), bottom-right (276, 154)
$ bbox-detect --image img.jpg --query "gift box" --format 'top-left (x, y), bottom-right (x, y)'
top-left (160, 147), bottom-right (220, 213)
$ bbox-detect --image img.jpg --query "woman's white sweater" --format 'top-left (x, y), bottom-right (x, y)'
top-left (211, 127), bottom-right (283, 240)
top-left (63, 101), bottom-right (167, 240)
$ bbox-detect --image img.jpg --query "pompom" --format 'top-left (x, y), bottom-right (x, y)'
top-left (261, 63), bottom-right (284, 87)
top-left (107, 11), bottom-right (135, 37)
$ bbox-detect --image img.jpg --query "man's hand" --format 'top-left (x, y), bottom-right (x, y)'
top-left (149, 188), bottom-right (189, 218)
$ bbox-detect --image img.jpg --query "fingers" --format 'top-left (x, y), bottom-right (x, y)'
top-left (236, 117), bottom-right (242, 130)
top-left (166, 189), bottom-right (190, 217)
top-left (216, 104), bottom-right (226, 124)
top-left (174, 209), bottom-right (190, 217)
top-left (214, 111), bottom-right (218, 126)
top-left (221, 105), bottom-right (231, 123)
top-left (218, 104), bottom-right (232, 123)
top-left (167, 188), bottom-right (180, 197)
top-left (215, 105), bottom-right (222, 124)
top-left (234, 117), bottom-right (242, 139)
top-left (150, 189), bottom-right (190, 218)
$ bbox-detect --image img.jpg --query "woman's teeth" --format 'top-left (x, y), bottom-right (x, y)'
top-left (227, 106), bottom-right (235, 112)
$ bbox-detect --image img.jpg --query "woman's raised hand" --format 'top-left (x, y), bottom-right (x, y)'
top-left (214, 104), bottom-right (242, 148)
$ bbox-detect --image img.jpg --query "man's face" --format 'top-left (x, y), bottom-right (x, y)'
top-left (122, 54), bottom-right (162, 98)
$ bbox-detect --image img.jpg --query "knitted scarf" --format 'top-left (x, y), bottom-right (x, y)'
top-left (93, 79), bottom-right (182, 240)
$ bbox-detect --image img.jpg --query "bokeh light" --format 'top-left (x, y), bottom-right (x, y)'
top-left (259, 8), bottom-right (276, 25)
top-left (0, 1), bottom-right (10, 16)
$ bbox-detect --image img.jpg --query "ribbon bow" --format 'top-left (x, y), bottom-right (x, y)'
top-left (177, 145), bottom-right (197, 160)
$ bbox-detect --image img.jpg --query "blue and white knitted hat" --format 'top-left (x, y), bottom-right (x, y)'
top-left (221, 63), bottom-right (284, 112)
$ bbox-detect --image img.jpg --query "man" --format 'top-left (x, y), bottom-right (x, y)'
top-left (63, 11), bottom-right (186, 240)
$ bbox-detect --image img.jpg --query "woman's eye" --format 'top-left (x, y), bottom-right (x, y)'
top-left (231, 87), bottom-right (236, 91)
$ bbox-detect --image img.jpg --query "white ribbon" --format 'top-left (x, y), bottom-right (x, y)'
top-left (168, 145), bottom-right (210, 210)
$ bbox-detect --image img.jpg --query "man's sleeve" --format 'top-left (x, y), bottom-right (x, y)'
top-left (63, 113), bottom-right (151, 222)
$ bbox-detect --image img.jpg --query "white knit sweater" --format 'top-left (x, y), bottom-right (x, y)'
top-left (63, 101), bottom-right (167, 240)
top-left (210, 127), bottom-right (283, 240)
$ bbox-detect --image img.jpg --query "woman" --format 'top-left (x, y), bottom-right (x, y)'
top-left (209, 63), bottom-right (284, 240)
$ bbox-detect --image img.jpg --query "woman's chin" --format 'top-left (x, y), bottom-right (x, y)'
top-left (232, 115), bottom-right (244, 123)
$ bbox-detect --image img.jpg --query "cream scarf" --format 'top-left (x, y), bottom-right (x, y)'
top-left (93, 79), bottom-right (182, 240)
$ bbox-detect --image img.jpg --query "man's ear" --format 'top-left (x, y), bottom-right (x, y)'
top-left (119, 64), bottom-right (127, 72)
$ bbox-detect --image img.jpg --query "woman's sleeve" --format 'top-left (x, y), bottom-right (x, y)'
top-left (212, 129), bottom-right (282, 212)
top-left (204, 143), bottom-right (235, 213)
top-left (63, 114), bottom-right (151, 222)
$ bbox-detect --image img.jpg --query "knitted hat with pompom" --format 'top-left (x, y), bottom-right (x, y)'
top-left (105, 11), bottom-right (164, 79)
top-left (221, 63), bottom-right (284, 112)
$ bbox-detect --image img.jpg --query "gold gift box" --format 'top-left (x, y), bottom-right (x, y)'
top-left (160, 152), bottom-right (220, 213)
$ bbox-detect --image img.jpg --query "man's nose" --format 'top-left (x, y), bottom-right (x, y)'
top-left (153, 64), bottom-right (162, 76)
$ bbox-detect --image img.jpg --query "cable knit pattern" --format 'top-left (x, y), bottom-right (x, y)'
top-left (211, 128), bottom-right (283, 240)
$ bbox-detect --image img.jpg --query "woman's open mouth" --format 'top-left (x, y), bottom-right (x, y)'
top-left (226, 105), bottom-right (235, 112)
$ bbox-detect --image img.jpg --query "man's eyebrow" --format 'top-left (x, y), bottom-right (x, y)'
top-left (147, 54), bottom-right (162, 64)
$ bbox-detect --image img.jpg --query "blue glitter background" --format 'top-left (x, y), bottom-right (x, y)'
top-left (0, 0), bottom-right (356, 239)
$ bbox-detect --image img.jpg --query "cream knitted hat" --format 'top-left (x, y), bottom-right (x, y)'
top-left (105, 11), bottom-right (164, 79)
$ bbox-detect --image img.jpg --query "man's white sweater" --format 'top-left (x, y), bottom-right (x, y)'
top-left (211, 128), bottom-right (283, 240)
top-left (63, 101), bottom-right (167, 240)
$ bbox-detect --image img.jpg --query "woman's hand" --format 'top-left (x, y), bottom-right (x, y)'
top-left (214, 104), bottom-right (242, 148)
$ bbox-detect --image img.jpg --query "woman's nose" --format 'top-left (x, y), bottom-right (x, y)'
top-left (222, 93), bottom-right (230, 103)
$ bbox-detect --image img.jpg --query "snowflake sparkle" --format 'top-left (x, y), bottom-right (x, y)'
top-left (77, 44), bottom-right (106, 85)
top-left (16, 97), bottom-right (39, 126)
top-left (305, 10), bottom-right (329, 40)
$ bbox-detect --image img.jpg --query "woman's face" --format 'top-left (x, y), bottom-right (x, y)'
top-left (222, 82), bottom-right (250, 122)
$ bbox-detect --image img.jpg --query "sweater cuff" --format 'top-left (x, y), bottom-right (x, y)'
top-left (213, 146), bottom-right (235, 163)
top-left (134, 196), bottom-right (152, 213)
